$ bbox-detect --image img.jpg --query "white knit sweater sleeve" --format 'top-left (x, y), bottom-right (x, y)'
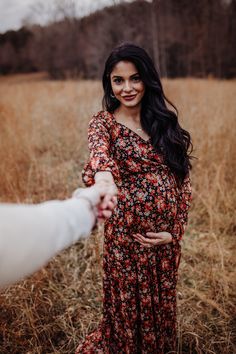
top-left (0, 198), bottom-right (95, 288)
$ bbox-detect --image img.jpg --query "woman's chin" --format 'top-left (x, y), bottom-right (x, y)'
top-left (121, 99), bottom-right (141, 108)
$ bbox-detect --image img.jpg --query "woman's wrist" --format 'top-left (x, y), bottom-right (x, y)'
top-left (95, 171), bottom-right (114, 184)
top-left (95, 179), bottom-right (114, 187)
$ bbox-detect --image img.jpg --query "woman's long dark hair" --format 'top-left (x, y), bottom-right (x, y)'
top-left (102, 43), bottom-right (193, 185)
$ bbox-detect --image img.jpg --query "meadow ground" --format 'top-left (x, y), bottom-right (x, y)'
top-left (0, 74), bottom-right (235, 353)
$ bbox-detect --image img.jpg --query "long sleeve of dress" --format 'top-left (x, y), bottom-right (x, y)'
top-left (82, 113), bottom-right (120, 187)
top-left (0, 198), bottom-right (95, 288)
top-left (171, 174), bottom-right (192, 244)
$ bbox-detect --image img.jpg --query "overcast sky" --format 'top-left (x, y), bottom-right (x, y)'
top-left (0, 0), bottom-right (129, 33)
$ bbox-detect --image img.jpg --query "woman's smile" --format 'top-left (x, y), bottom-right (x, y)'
top-left (122, 94), bottom-right (137, 101)
top-left (110, 61), bottom-right (145, 109)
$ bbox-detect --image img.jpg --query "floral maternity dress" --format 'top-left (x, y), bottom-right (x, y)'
top-left (76, 110), bottom-right (192, 354)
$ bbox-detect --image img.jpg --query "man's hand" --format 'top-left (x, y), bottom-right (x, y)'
top-left (133, 231), bottom-right (173, 247)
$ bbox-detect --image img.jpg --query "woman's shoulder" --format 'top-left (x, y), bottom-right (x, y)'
top-left (92, 110), bottom-right (113, 120)
top-left (91, 110), bottom-right (114, 128)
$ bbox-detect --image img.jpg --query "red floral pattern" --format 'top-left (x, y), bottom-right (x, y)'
top-left (76, 111), bottom-right (192, 354)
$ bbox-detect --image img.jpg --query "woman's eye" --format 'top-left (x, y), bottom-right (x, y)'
top-left (132, 76), bottom-right (141, 82)
top-left (113, 78), bottom-right (122, 84)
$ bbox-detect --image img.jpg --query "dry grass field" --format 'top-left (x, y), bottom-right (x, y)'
top-left (0, 74), bottom-right (235, 354)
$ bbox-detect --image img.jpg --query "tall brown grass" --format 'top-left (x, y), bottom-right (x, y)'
top-left (0, 74), bottom-right (235, 354)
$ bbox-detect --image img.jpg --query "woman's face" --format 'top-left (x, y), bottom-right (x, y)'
top-left (110, 61), bottom-right (145, 109)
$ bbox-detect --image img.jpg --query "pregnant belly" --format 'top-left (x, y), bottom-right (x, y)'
top-left (118, 171), bottom-right (178, 233)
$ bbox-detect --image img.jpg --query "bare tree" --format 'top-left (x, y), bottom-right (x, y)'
top-left (150, 0), bottom-right (160, 72)
top-left (1, 0), bottom-right (235, 78)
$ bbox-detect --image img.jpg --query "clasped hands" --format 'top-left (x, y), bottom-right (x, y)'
top-left (73, 171), bottom-right (118, 223)
top-left (73, 183), bottom-right (117, 224)
top-left (76, 171), bottom-right (173, 245)
top-left (96, 181), bottom-right (118, 221)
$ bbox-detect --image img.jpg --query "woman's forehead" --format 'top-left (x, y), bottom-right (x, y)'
top-left (111, 61), bottom-right (138, 77)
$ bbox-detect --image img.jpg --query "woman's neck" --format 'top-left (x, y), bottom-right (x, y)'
top-left (115, 105), bottom-right (141, 124)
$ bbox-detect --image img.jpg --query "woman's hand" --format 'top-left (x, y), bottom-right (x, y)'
top-left (133, 231), bottom-right (173, 247)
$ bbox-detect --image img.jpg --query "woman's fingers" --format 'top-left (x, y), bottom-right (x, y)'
top-left (133, 233), bottom-right (156, 247)
top-left (133, 232), bottom-right (172, 246)
top-left (111, 195), bottom-right (118, 205)
top-left (146, 232), bottom-right (163, 239)
top-left (97, 210), bottom-right (111, 222)
top-left (101, 210), bottom-right (112, 219)
top-left (133, 234), bottom-right (152, 247)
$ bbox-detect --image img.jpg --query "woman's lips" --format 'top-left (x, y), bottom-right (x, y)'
top-left (122, 94), bottom-right (137, 101)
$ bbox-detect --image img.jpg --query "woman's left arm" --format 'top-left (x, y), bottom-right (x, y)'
top-left (171, 174), bottom-right (192, 244)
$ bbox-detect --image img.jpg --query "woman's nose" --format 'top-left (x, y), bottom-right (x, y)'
top-left (123, 80), bottom-right (132, 92)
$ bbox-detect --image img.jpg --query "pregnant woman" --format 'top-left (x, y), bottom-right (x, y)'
top-left (76, 43), bottom-right (193, 353)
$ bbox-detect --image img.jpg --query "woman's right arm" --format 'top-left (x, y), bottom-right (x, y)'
top-left (82, 113), bottom-right (120, 191)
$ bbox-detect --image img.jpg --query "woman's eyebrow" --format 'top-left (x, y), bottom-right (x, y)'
top-left (111, 72), bottom-right (139, 78)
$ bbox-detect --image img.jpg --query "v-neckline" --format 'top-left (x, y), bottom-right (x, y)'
top-left (109, 112), bottom-right (151, 144)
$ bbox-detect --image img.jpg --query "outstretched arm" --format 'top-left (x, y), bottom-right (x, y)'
top-left (0, 185), bottom-right (117, 288)
top-left (82, 113), bottom-right (120, 188)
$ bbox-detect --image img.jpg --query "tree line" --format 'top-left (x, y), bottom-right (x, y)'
top-left (0, 0), bottom-right (235, 79)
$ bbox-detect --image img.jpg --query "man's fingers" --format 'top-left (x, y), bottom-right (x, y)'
top-left (102, 193), bottom-right (118, 207)
top-left (104, 199), bottom-right (117, 210)
top-left (101, 194), bottom-right (111, 208)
